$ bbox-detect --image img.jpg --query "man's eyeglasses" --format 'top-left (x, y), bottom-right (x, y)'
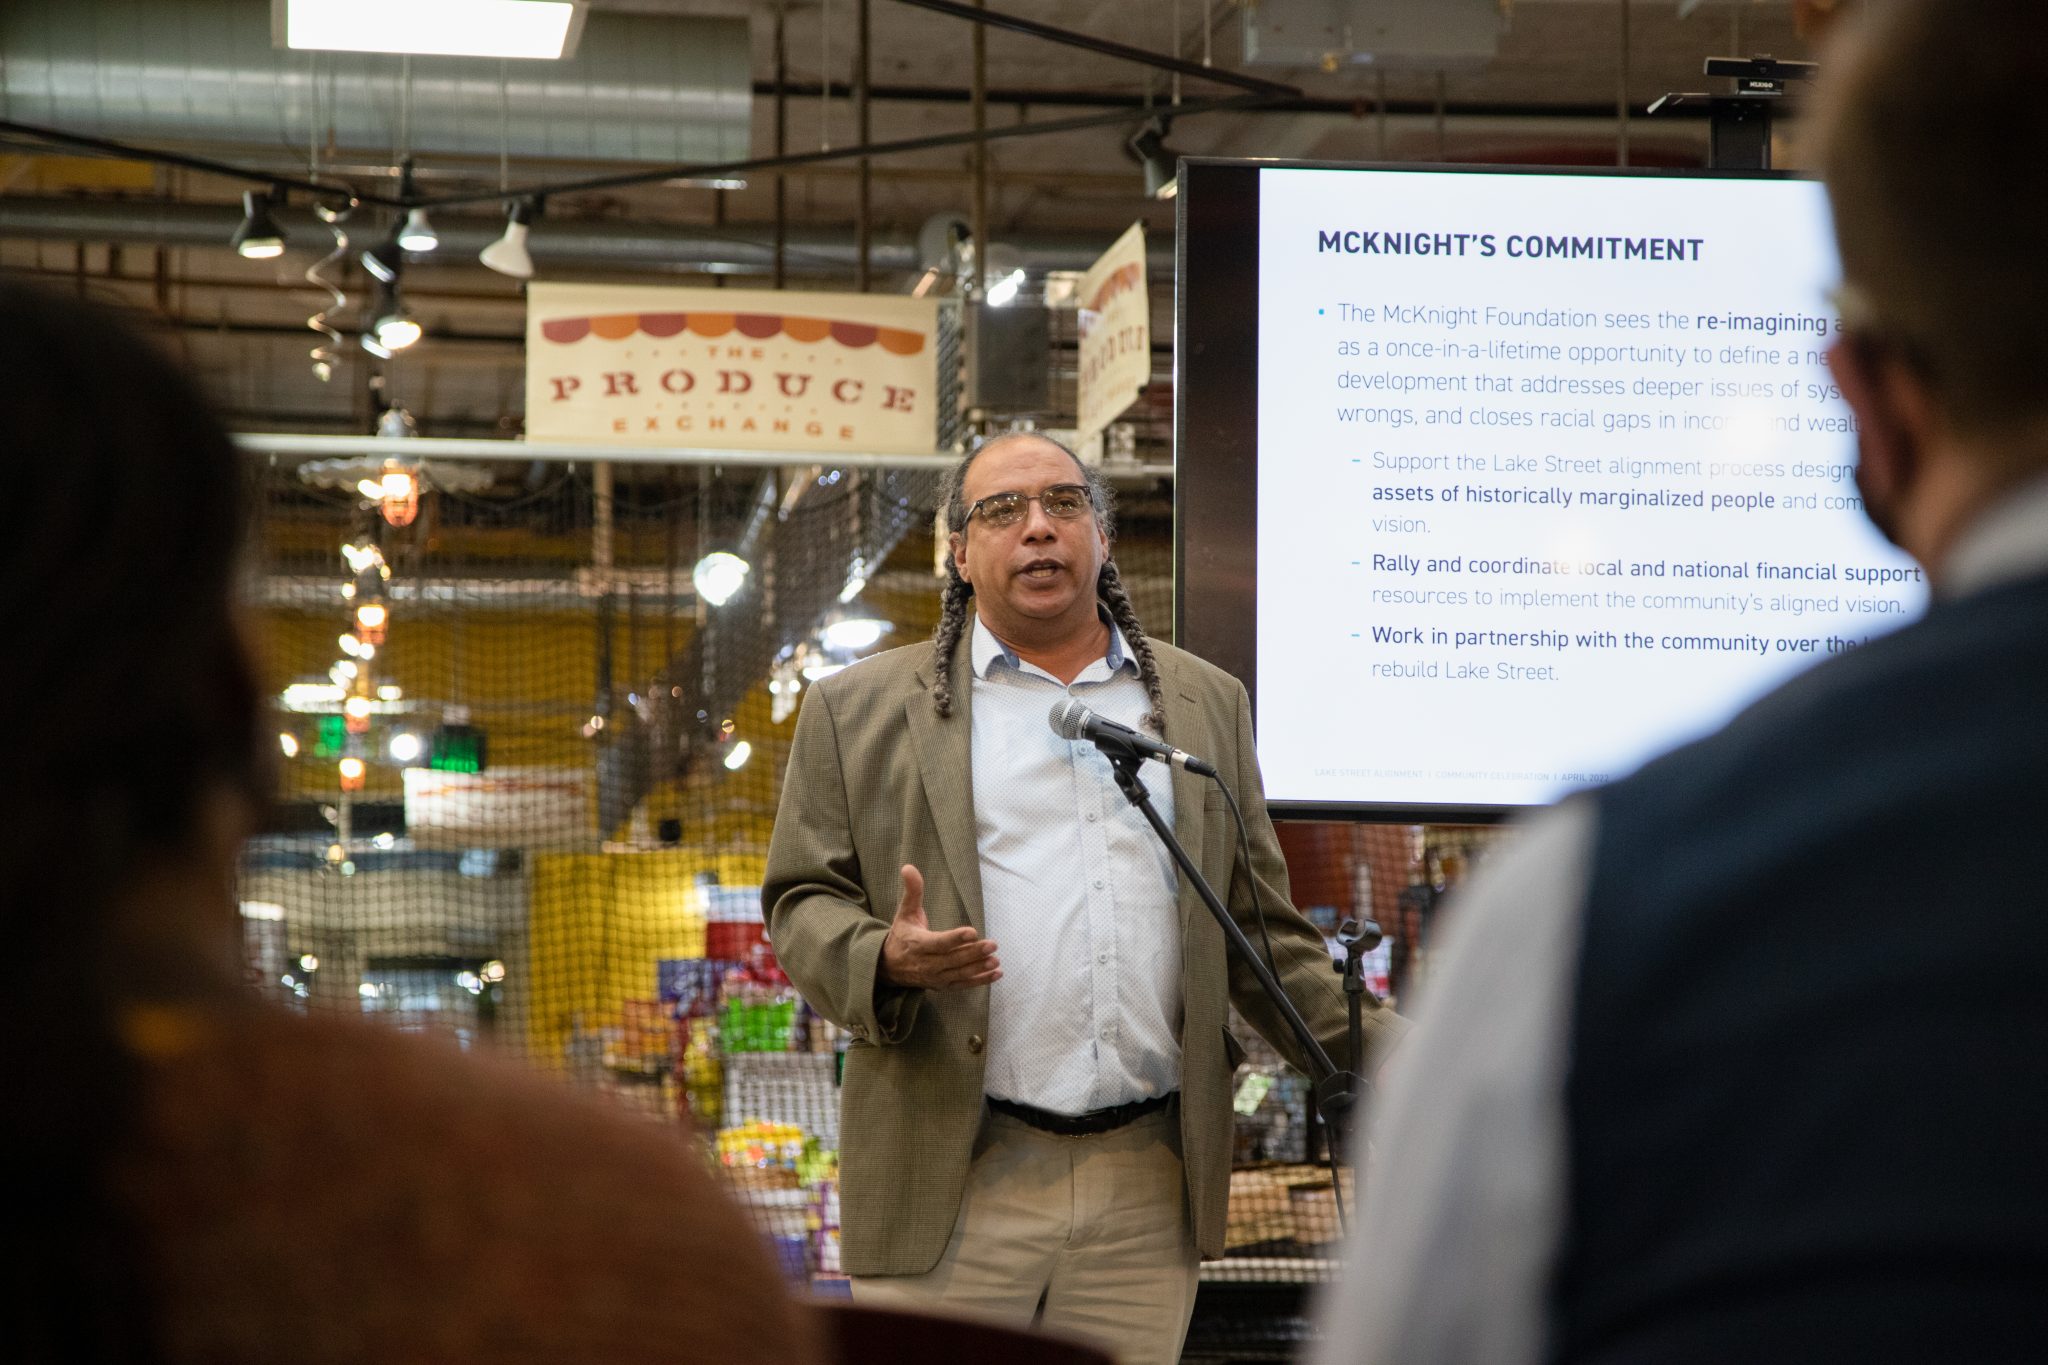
top-left (964, 483), bottom-right (1095, 529)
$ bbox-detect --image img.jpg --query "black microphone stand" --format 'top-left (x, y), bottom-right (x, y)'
top-left (1100, 745), bottom-right (1367, 1153)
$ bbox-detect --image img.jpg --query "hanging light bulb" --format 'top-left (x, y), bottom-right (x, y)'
top-left (821, 616), bottom-right (891, 652)
top-left (354, 600), bottom-right (389, 644)
top-left (391, 157), bottom-right (440, 253)
top-left (480, 197), bottom-right (538, 279)
top-left (351, 452), bottom-right (419, 527)
top-left (839, 555), bottom-right (869, 603)
top-left (279, 732), bottom-right (301, 758)
top-left (372, 298), bottom-right (423, 351)
top-left (980, 243), bottom-right (1027, 307)
top-left (692, 551), bottom-right (750, 607)
top-left (341, 541), bottom-right (385, 575)
top-left (231, 188), bottom-right (288, 258)
top-left (397, 207), bottom-right (438, 252)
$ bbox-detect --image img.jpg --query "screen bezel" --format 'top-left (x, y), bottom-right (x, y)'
top-left (1172, 157), bottom-right (1817, 824)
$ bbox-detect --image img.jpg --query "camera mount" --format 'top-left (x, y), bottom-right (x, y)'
top-left (1649, 54), bottom-right (1819, 170)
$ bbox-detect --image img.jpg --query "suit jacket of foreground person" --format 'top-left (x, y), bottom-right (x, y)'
top-left (0, 278), bottom-right (820, 1365)
top-left (763, 442), bottom-right (1408, 1279)
top-left (1314, 3), bottom-right (2048, 1362)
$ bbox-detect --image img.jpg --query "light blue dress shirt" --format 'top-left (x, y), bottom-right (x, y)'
top-left (968, 613), bottom-right (1183, 1116)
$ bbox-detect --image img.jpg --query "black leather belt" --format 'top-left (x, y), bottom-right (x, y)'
top-left (987, 1092), bottom-right (1175, 1137)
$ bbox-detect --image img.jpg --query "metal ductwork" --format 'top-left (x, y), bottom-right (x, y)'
top-left (0, 196), bottom-right (1179, 277)
top-left (0, 0), bottom-right (749, 165)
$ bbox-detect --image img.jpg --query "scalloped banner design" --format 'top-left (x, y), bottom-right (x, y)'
top-left (1085, 262), bottom-right (1144, 315)
top-left (540, 312), bottom-right (926, 355)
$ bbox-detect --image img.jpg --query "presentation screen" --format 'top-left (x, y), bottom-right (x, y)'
top-left (1175, 161), bottom-right (1928, 821)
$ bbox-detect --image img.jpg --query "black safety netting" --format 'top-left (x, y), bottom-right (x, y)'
top-left (234, 437), bottom-right (1504, 1351)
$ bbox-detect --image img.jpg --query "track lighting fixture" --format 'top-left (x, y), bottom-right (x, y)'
top-left (363, 279), bottom-right (422, 355)
top-left (361, 232), bottom-right (403, 285)
top-left (395, 159), bottom-right (438, 252)
top-left (480, 197), bottom-right (539, 279)
top-left (231, 187), bottom-right (288, 258)
top-left (1126, 120), bottom-right (1180, 201)
top-left (397, 206), bottom-right (439, 253)
top-left (372, 299), bottom-right (422, 352)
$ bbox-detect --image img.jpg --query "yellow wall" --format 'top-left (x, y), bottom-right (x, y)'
top-left (524, 847), bottom-right (767, 1063)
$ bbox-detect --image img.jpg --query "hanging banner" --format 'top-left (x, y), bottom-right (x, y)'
top-left (525, 283), bottom-right (939, 454)
top-left (403, 766), bottom-right (592, 849)
top-left (1075, 222), bottom-right (1151, 447)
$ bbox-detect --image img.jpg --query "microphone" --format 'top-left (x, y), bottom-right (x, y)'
top-left (1048, 698), bottom-right (1217, 777)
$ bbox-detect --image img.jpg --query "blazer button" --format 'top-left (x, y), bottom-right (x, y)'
top-left (968, 1034), bottom-right (985, 1054)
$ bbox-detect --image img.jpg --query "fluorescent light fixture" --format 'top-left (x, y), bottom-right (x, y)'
top-left (723, 739), bottom-right (753, 771)
top-left (665, 175), bottom-right (750, 191)
top-left (240, 901), bottom-right (287, 921)
top-left (276, 0), bottom-right (585, 61)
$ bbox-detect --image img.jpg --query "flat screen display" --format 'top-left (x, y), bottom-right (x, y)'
top-left (1175, 161), bottom-right (1928, 821)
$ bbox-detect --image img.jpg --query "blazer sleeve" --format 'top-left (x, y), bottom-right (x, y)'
top-left (1220, 678), bottom-right (1411, 1076)
top-left (761, 682), bottom-right (922, 1045)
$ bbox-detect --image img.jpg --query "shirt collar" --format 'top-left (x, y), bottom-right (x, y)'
top-left (970, 611), bottom-right (1134, 680)
top-left (1939, 471), bottom-right (2048, 599)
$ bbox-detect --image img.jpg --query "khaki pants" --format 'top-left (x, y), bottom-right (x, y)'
top-left (851, 1103), bottom-right (1200, 1365)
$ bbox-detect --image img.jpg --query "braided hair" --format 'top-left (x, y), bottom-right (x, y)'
top-left (931, 431), bottom-right (1167, 734)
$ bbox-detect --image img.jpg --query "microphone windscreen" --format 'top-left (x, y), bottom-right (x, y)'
top-left (1048, 697), bottom-right (1090, 740)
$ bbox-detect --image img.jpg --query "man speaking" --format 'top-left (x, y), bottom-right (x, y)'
top-left (765, 431), bottom-right (1406, 1365)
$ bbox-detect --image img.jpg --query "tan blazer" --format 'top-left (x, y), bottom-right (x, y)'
top-left (762, 631), bottom-right (1408, 1276)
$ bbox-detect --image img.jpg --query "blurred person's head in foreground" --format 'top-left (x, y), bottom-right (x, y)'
top-left (0, 281), bottom-right (822, 1365)
top-left (1820, 0), bottom-right (2048, 573)
top-left (1, 277), bottom-right (265, 1356)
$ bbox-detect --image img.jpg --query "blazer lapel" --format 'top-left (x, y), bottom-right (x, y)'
top-left (904, 639), bottom-right (986, 934)
top-left (1159, 650), bottom-right (1213, 940)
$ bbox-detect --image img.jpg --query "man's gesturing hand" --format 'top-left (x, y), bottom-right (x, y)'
top-left (878, 864), bottom-right (1001, 990)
